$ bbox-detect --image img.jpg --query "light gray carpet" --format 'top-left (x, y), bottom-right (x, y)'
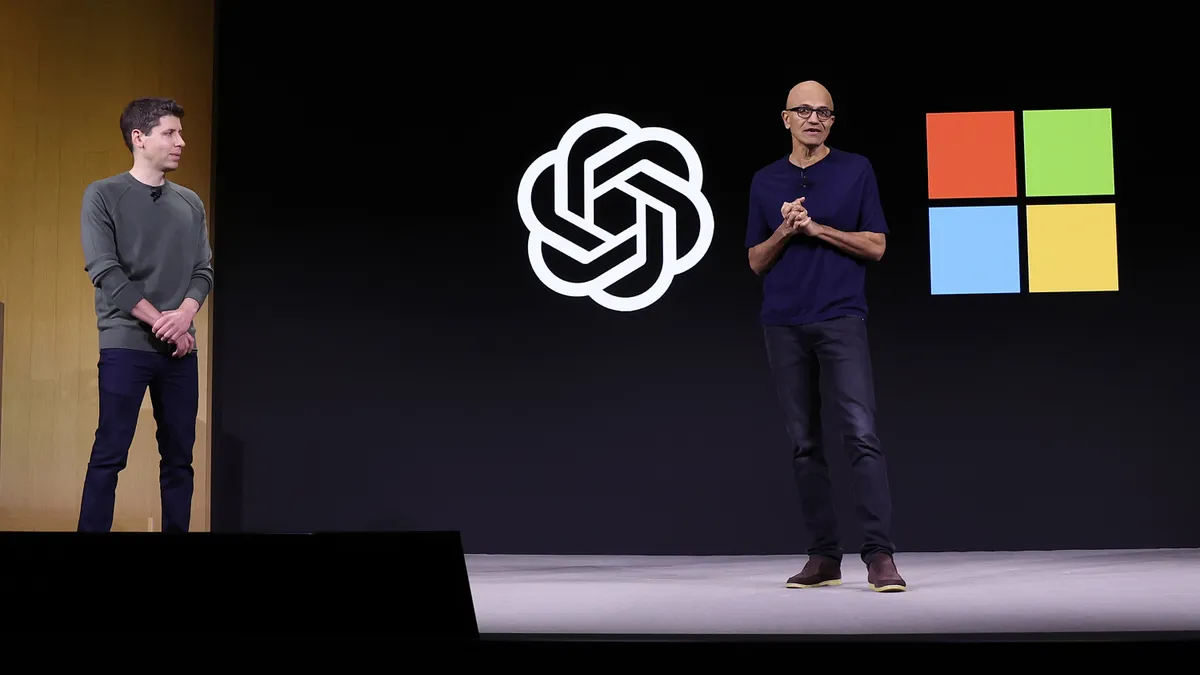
top-left (464, 549), bottom-right (1200, 637)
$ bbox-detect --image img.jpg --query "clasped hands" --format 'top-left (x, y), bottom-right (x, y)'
top-left (779, 197), bottom-right (819, 237)
top-left (153, 300), bottom-right (199, 357)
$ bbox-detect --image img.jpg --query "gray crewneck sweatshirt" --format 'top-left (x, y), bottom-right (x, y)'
top-left (80, 171), bottom-right (214, 353)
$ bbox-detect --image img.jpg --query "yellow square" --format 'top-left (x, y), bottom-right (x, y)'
top-left (1026, 203), bottom-right (1119, 293)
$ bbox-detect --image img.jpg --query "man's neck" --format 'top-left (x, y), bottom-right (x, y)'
top-left (128, 162), bottom-right (166, 187)
top-left (790, 143), bottom-right (829, 168)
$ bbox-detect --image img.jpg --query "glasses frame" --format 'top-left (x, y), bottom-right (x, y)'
top-left (786, 106), bottom-right (835, 121)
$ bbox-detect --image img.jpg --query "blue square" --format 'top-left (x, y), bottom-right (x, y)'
top-left (929, 206), bottom-right (1021, 295)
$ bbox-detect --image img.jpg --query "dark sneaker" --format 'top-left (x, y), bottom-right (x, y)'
top-left (865, 552), bottom-right (907, 592)
top-left (786, 554), bottom-right (842, 589)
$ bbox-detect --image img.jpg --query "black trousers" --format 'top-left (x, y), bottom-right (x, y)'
top-left (763, 316), bottom-right (895, 563)
top-left (78, 347), bottom-right (199, 533)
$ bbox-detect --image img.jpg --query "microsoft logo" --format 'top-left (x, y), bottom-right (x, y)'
top-left (925, 108), bottom-right (1118, 295)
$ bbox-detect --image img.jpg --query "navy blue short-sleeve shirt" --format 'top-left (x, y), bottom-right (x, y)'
top-left (745, 148), bottom-right (888, 326)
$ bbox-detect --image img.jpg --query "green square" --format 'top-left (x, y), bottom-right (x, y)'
top-left (1022, 108), bottom-right (1114, 197)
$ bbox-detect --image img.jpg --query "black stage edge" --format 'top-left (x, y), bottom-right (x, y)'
top-left (0, 530), bottom-right (478, 640)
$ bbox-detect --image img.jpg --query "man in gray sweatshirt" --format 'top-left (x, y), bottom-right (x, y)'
top-left (77, 97), bottom-right (214, 533)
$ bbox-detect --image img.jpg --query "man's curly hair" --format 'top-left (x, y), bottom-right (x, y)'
top-left (119, 98), bottom-right (185, 152)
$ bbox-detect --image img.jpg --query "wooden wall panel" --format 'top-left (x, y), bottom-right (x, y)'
top-left (0, 0), bottom-right (215, 531)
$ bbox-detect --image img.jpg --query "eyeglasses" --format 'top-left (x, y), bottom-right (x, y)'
top-left (787, 106), bottom-right (834, 121)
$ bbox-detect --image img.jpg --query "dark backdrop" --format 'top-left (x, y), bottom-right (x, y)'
top-left (207, 10), bottom-right (1199, 553)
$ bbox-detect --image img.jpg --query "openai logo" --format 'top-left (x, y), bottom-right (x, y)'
top-left (517, 113), bottom-right (715, 312)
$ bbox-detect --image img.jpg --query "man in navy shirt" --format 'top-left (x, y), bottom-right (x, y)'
top-left (746, 81), bottom-right (906, 592)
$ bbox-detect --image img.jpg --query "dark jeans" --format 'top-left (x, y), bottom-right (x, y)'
top-left (78, 347), bottom-right (199, 533)
top-left (764, 316), bottom-right (895, 563)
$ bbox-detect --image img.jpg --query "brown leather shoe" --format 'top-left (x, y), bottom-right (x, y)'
top-left (786, 554), bottom-right (842, 588)
top-left (865, 552), bottom-right (907, 592)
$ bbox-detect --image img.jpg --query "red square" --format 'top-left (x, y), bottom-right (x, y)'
top-left (926, 111), bottom-right (1018, 199)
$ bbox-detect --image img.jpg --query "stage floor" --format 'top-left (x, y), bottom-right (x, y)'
top-left (464, 548), bottom-right (1200, 640)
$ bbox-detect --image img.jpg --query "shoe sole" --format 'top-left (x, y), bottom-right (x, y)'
top-left (786, 579), bottom-right (842, 589)
top-left (868, 583), bottom-right (907, 592)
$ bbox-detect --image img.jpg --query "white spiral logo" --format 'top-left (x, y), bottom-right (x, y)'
top-left (517, 113), bottom-right (715, 312)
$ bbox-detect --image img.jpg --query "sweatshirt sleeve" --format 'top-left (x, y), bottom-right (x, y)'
top-left (80, 184), bottom-right (145, 314)
top-left (185, 203), bottom-right (214, 307)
